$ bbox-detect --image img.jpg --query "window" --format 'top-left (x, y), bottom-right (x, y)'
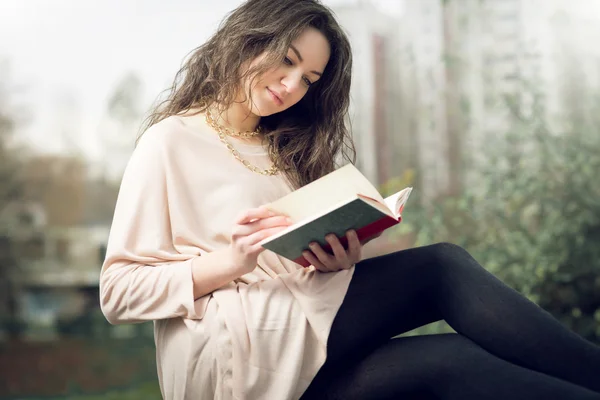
top-left (56, 238), bottom-right (70, 262)
top-left (18, 212), bottom-right (34, 227)
top-left (19, 235), bottom-right (45, 260)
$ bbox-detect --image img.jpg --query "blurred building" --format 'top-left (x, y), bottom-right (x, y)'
top-left (397, 0), bottom-right (450, 200)
top-left (333, 1), bottom-right (405, 187)
top-left (398, 0), bottom-right (600, 197)
top-left (441, 0), bottom-right (529, 187)
top-left (98, 72), bottom-right (144, 183)
top-left (547, 10), bottom-right (600, 128)
top-left (0, 154), bottom-right (117, 341)
top-left (0, 199), bottom-right (108, 341)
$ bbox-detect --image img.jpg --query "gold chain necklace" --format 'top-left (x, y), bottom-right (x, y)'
top-left (204, 110), bottom-right (279, 176)
top-left (205, 108), bottom-right (261, 138)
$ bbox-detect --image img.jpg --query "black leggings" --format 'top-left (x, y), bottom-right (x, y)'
top-left (300, 243), bottom-right (600, 400)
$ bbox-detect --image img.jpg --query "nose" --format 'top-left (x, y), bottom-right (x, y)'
top-left (281, 72), bottom-right (303, 95)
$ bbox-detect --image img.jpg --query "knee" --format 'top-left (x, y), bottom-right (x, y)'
top-left (428, 242), bottom-right (471, 264)
top-left (424, 242), bottom-right (479, 277)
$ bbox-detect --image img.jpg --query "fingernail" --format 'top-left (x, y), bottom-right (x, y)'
top-left (286, 217), bottom-right (294, 224)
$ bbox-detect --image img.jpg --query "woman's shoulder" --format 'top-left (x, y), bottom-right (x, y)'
top-left (139, 113), bottom-right (218, 150)
top-left (135, 115), bottom-right (209, 162)
top-left (137, 115), bottom-right (188, 148)
top-left (132, 114), bottom-right (227, 178)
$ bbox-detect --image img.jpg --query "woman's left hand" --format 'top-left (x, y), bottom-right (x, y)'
top-left (302, 230), bottom-right (362, 273)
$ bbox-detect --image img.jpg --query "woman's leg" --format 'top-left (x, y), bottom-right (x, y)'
top-left (302, 333), bottom-right (600, 400)
top-left (302, 243), bottom-right (600, 397)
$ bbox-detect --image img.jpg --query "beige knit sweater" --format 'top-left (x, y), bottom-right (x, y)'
top-left (99, 115), bottom-right (354, 400)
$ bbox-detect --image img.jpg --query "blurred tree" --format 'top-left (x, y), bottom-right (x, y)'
top-left (442, 0), bottom-right (469, 195)
top-left (107, 72), bottom-right (144, 125)
top-left (54, 89), bottom-right (86, 156)
top-left (0, 58), bottom-right (28, 338)
top-left (82, 175), bottom-right (120, 226)
top-left (100, 72), bottom-right (145, 182)
top-left (20, 155), bottom-right (87, 228)
top-left (0, 60), bottom-right (25, 221)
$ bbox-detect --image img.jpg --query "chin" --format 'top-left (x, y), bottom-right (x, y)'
top-left (260, 109), bottom-right (280, 117)
top-left (250, 100), bottom-right (280, 117)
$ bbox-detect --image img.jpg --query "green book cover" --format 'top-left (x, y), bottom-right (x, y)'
top-left (260, 196), bottom-right (399, 266)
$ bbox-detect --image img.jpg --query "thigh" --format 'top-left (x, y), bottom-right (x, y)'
top-left (302, 334), bottom-right (459, 400)
top-left (302, 333), bottom-right (600, 400)
top-left (325, 245), bottom-right (443, 365)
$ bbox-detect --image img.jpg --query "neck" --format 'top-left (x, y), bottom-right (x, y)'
top-left (213, 101), bottom-right (260, 133)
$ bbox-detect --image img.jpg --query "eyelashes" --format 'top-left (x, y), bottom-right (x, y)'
top-left (283, 56), bottom-right (313, 86)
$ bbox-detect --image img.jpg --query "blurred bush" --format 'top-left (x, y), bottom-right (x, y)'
top-left (391, 83), bottom-right (600, 343)
top-left (0, 332), bottom-right (159, 399)
top-left (39, 382), bottom-right (161, 400)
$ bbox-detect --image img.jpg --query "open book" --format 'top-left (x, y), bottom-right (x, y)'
top-left (259, 164), bottom-right (412, 267)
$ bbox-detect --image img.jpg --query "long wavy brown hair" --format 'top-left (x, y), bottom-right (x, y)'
top-left (138, 0), bottom-right (355, 189)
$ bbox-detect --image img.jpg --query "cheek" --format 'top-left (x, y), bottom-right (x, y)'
top-left (245, 70), bottom-right (280, 101)
top-left (250, 68), bottom-right (279, 88)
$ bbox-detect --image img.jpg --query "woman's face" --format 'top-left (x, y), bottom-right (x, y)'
top-left (242, 27), bottom-right (331, 116)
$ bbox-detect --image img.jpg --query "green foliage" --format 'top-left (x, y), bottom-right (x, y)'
top-left (379, 169), bottom-right (416, 197)
top-left (45, 382), bottom-right (162, 400)
top-left (25, 382), bottom-right (161, 400)
top-left (1, 336), bottom-right (159, 399)
top-left (396, 82), bottom-right (600, 342)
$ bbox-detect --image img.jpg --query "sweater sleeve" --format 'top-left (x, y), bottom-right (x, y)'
top-left (99, 124), bottom-right (207, 324)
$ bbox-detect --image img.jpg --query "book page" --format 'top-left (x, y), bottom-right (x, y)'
top-left (383, 187), bottom-right (413, 218)
top-left (358, 195), bottom-right (395, 218)
top-left (267, 164), bottom-right (386, 222)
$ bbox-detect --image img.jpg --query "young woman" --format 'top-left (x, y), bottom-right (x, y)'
top-left (99, 0), bottom-right (600, 399)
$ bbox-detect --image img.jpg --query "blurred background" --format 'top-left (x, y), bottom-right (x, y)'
top-left (1, 0), bottom-right (599, 398)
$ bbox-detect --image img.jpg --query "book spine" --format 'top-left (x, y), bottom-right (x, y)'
top-left (292, 216), bottom-right (401, 267)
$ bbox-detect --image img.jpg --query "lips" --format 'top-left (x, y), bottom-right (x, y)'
top-left (267, 87), bottom-right (283, 106)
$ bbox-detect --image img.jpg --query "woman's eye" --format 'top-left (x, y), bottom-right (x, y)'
top-left (303, 77), bottom-right (313, 86)
top-left (283, 57), bottom-right (292, 65)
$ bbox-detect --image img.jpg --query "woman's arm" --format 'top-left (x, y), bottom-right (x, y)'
top-left (100, 247), bottom-right (244, 325)
top-left (99, 124), bottom-right (246, 325)
top-left (190, 247), bottom-right (243, 299)
top-left (99, 124), bottom-right (290, 325)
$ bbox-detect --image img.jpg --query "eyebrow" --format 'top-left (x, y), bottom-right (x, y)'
top-left (290, 45), bottom-right (323, 77)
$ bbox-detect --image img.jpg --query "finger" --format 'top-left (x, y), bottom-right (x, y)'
top-left (235, 206), bottom-right (274, 224)
top-left (302, 250), bottom-right (329, 272)
top-left (233, 215), bottom-right (292, 237)
top-left (346, 230), bottom-right (362, 263)
top-left (245, 225), bottom-right (290, 247)
top-left (325, 234), bottom-right (349, 266)
top-left (308, 241), bottom-right (335, 269)
top-left (249, 215), bottom-right (293, 231)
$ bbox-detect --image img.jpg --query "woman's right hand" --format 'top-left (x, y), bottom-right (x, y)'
top-left (228, 205), bottom-right (293, 275)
